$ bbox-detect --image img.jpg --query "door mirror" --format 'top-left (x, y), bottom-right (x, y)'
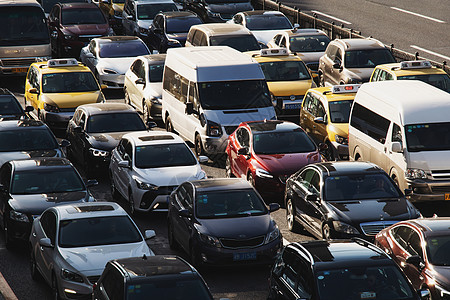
top-left (28, 88), bottom-right (39, 94)
top-left (100, 84), bottom-right (108, 90)
top-left (85, 52), bottom-right (95, 59)
top-left (185, 102), bottom-right (194, 115)
top-left (198, 155), bottom-right (209, 163)
top-left (126, 15), bottom-right (134, 20)
top-left (25, 106), bottom-right (34, 112)
top-left (333, 61), bottom-right (341, 69)
top-left (237, 147), bottom-right (249, 155)
top-left (86, 179), bottom-right (98, 188)
top-left (59, 139), bottom-right (71, 148)
top-left (318, 143), bottom-right (328, 152)
top-left (135, 78), bottom-right (145, 85)
top-left (73, 126), bottom-right (83, 133)
top-left (314, 116), bottom-right (325, 124)
top-left (268, 203), bottom-right (280, 213)
top-left (406, 255), bottom-right (424, 270)
top-left (144, 230), bottom-right (156, 239)
top-left (391, 141), bottom-right (403, 153)
top-left (306, 194), bottom-right (319, 202)
top-left (178, 208), bottom-right (192, 218)
top-left (147, 121), bottom-right (157, 129)
top-left (39, 237), bottom-right (53, 248)
top-left (404, 188), bottom-right (413, 196)
top-left (118, 160), bottom-right (131, 168)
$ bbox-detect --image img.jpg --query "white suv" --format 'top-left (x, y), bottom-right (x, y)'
top-left (109, 131), bottom-right (208, 214)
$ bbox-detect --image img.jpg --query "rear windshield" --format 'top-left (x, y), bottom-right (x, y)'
top-left (344, 49), bottom-right (396, 68)
top-left (42, 72), bottom-right (99, 93)
top-left (61, 8), bottom-right (106, 25)
top-left (244, 15), bottom-right (292, 31)
top-left (398, 74), bottom-right (450, 93)
top-left (87, 113), bottom-right (146, 133)
top-left (135, 143), bottom-right (197, 168)
top-left (166, 16), bottom-right (203, 34)
top-left (99, 41), bottom-right (150, 58)
top-left (0, 96), bottom-right (25, 117)
top-left (137, 3), bottom-right (178, 20)
top-left (328, 100), bottom-right (353, 123)
top-left (289, 35), bottom-right (330, 53)
top-left (0, 128), bottom-right (58, 152)
top-left (210, 35), bottom-right (260, 52)
top-left (149, 63), bottom-right (164, 82)
top-left (259, 60), bottom-right (311, 81)
top-left (127, 278), bottom-right (211, 300)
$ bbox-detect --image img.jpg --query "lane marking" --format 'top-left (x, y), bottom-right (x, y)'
top-left (311, 10), bottom-right (352, 25)
top-left (391, 7), bottom-right (446, 23)
top-left (410, 45), bottom-right (450, 61)
top-left (0, 271), bottom-right (18, 300)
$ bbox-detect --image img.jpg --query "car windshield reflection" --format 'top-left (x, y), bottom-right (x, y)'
top-left (253, 130), bottom-right (317, 155)
top-left (11, 169), bottom-right (85, 194)
top-left (0, 129), bottom-right (58, 152)
top-left (87, 113), bottom-right (146, 133)
top-left (135, 143), bottom-right (197, 168)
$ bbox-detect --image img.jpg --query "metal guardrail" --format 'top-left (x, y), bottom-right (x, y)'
top-left (252, 0), bottom-right (450, 75)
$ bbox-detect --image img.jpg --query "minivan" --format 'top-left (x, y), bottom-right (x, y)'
top-left (162, 46), bottom-right (276, 160)
top-left (348, 80), bottom-right (450, 202)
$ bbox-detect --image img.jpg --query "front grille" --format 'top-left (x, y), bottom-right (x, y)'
top-left (224, 126), bottom-right (238, 135)
top-left (87, 275), bottom-right (100, 284)
top-left (431, 170), bottom-right (450, 179)
top-left (306, 63), bottom-right (319, 71)
top-left (220, 236), bottom-right (265, 249)
top-left (275, 95), bottom-right (303, 101)
top-left (59, 108), bottom-right (76, 113)
top-left (1, 58), bottom-right (36, 67)
top-left (360, 221), bottom-right (397, 236)
top-left (431, 186), bottom-right (450, 193)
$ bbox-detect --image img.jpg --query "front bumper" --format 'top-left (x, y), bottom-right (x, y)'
top-left (407, 178), bottom-right (450, 202)
top-left (98, 74), bottom-right (125, 89)
top-left (57, 276), bottom-right (94, 300)
top-left (41, 111), bottom-right (74, 130)
top-left (134, 185), bottom-right (178, 212)
top-left (202, 134), bottom-right (228, 156)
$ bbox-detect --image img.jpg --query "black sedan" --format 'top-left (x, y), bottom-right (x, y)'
top-left (66, 103), bottom-right (148, 174)
top-left (0, 157), bottom-right (97, 248)
top-left (167, 178), bottom-right (282, 266)
top-left (0, 88), bottom-right (33, 120)
top-left (285, 161), bottom-right (421, 241)
top-left (147, 11), bottom-right (203, 53)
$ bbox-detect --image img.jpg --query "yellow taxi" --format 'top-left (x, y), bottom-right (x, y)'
top-left (24, 58), bottom-right (105, 130)
top-left (246, 48), bottom-right (316, 118)
top-left (300, 84), bottom-right (360, 160)
top-left (370, 60), bottom-right (450, 93)
top-left (99, 0), bottom-right (125, 34)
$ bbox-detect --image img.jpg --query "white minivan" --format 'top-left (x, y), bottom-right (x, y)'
top-left (162, 46), bottom-right (276, 160)
top-left (348, 80), bottom-right (450, 202)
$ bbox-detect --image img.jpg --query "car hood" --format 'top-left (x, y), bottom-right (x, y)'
top-left (267, 79), bottom-right (313, 96)
top-left (97, 58), bottom-right (138, 75)
top-left (328, 198), bottom-right (417, 224)
top-left (64, 24), bottom-right (110, 36)
top-left (167, 32), bottom-right (188, 44)
top-left (344, 68), bottom-right (374, 83)
top-left (136, 165), bottom-right (201, 186)
top-left (42, 93), bottom-right (101, 109)
top-left (198, 214), bottom-right (272, 238)
top-left (9, 192), bottom-right (89, 214)
top-left (432, 266), bottom-right (450, 289)
top-left (137, 20), bottom-right (153, 29)
top-left (296, 52), bottom-right (324, 65)
top-left (59, 242), bottom-right (151, 274)
top-left (207, 2), bottom-right (253, 14)
top-left (407, 151), bottom-right (450, 172)
top-left (255, 152), bottom-right (321, 176)
top-left (146, 82), bottom-right (163, 98)
top-left (87, 132), bottom-right (130, 151)
top-left (327, 123), bottom-right (348, 137)
top-left (252, 30), bottom-right (290, 45)
top-left (0, 150), bottom-right (60, 168)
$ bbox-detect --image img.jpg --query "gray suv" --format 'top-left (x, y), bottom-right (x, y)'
top-left (318, 38), bottom-right (395, 86)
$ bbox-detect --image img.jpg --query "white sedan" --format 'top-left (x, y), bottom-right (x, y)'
top-left (79, 36), bottom-right (151, 89)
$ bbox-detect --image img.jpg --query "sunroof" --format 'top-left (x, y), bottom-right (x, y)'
top-left (67, 205), bottom-right (115, 214)
top-left (138, 135), bottom-right (175, 142)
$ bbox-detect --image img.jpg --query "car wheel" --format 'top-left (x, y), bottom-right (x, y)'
top-left (286, 198), bottom-right (300, 232)
top-left (30, 252), bottom-right (41, 281)
top-left (225, 157), bottom-right (235, 178)
top-left (128, 191), bottom-right (135, 216)
top-left (195, 134), bottom-right (205, 158)
top-left (167, 221), bottom-right (179, 250)
top-left (142, 100), bottom-right (151, 124)
top-left (247, 173), bottom-right (255, 187)
top-left (322, 223), bottom-right (332, 240)
top-left (165, 116), bottom-right (174, 133)
top-left (52, 275), bottom-right (61, 300)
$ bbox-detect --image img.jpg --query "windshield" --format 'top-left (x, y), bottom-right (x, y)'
top-left (344, 49), bottom-right (396, 68)
top-left (397, 74), bottom-right (450, 93)
top-left (40, 0), bottom-right (86, 13)
top-left (259, 60), bottom-right (310, 81)
top-left (196, 189), bottom-right (267, 219)
top-left (87, 113), bottom-right (146, 133)
top-left (0, 6), bottom-right (50, 46)
top-left (0, 96), bottom-right (25, 117)
top-left (59, 216), bottom-right (142, 247)
top-left (0, 128), bottom-right (58, 152)
top-left (245, 15), bottom-right (292, 30)
top-left (197, 80), bottom-right (272, 110)
top-left (210, 35), bottom-right (260, 52)
top-left (405, 122), bottom-right (450, 152)
top-left (42, 72), bottom-right (99, 93)
top-left (316, 266), bottom-right (414, 300)
top-left (324, 173), bottom-right (400, 201)
top-left (127, 278), bottom-right (211, 300)
top-left (61, 8), bottom-right (106, 25)
top-left (328, 100), bottom-right (353, 123)
top-left (149, 63), bottom-right (164, 82)
top-left (426, 235), bottom-right (450, 266)
top-left (253, 130), bottom-right (316, 155)
top-left (137, 3), bottom-right (178, 20)
top-left (11, 168), bottom-right (85, 194)
top-left (166, 16), bottom-right (202, 33)
top-left (135, 143), bottom-right (197, 168)
top-left (99, 41), bottom-right (149, 58)
top-left (289, 35), bottom-right (330, 52)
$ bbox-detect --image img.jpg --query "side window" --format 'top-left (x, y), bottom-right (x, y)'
top-left (117, 139), bottom-right (125, 157)
top-left (187, 29), bottom-right (195, 44)
top-left (0, 164), bottom-right (11, 189)
top-left (177, 184), bottom-right (193, 209)
top-left (325, 45), bottom-right (336, 60)
top-left (391, 123), bottom-right (403, 148)
top-left (192, 30), bottom-right (202, 46)
top-left (315, 101), bottom-right (326, 119)
top-left (380, 70), bottom-right (394, 81)
top-left (163, 67), bottom-right (182, 101)
top-left (138, 62), bottom-right (146, 80)
top-left (371, 68), bottom-right (381, 81)
top-left (233, 14), bottom-right (242, 24)
top-left (350, 102), bottom-right (391, 144)
top-left (79, 113), bottom-right (87, 130)
top-left (72, 110), bottom-right (81, 125)
top-left (236, 128), bottom-right (250, 148)
top-left (124, 141), bottom-right (133, 162)
top-left (299, 169), bottom-right (319, 194)
top-left (40, 211), bottom-right (57, 245)
top-left (154, 15), bottom-right (163, 28)
top-left (200, 33), bottom-right (208, 46)
top-left (180, 77), bottom-right (189, 103)
top-left (408, 231), bottom-right (423, 259)
top-left (131, 60), bottom-right (142, 77)
top-left (392, 226), bottom-right (412, 250)
top-left (100, 267), bottom-right (124, 300)
top-left (335, 48), bottom-right (342, 64)
top-left (306, 95), bottom-right (319, 116)
top-left (302, 93), bottom-right (314, 114)
top-left (89, 41), bottom-right (96, 54)
top-left (273, 35), bottom-right (282, 46)
top-left (280, 37), bottom-right (286, 48)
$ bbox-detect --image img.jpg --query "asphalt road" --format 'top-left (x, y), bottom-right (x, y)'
top-left (281, 0), bottom-right (450, 63)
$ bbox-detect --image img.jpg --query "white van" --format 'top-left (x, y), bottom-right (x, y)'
top-left (348, 80), bottom-right (450, 202)
top-left (162, 46), bottom-right (276, 160)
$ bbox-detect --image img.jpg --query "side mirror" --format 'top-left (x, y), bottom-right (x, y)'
top-left (418, 288), bottom-right (430, 300)
top-left (318, 143), bottom-right (328, 152)
top-left (406, 255), bottom-right (424, 270)
top-left (39, 237), bottom-right (53, 248)
top-left (147, 121), bottom-right (157, 129)
top-left (86, 179), bottom-right (98, 188)
top-left (85, 52), bottom-right (95, 59)
top-left (306, 194), bottom-right (319, 202)
top-left (293, 23), bottom-right (300, 29)
top-left (237, 147), bottom-right (249, 155)
top-left (198, 155), bottom-right (209, 163)
top-left (59, 139), bottom-right (71, 148)
top-left (25, 106), bottom-right (34, 112)
top-left (178, 208), bottom-right (191, 218)
top-left (118, 160), bottom-right (131, 168)
top-left (100, 84), bottom-right (108, 90)
top-left (268, 203), bottom-right (280, 213)
top-left (28, 88), bottom-right (39, 94)
top-left (404, 188), bottom-right (413, 196)
top-left (144, 230), bottom-right (156, 239)
top-left (135, 78), bottom-right (145, 85)
top-left (333, 61), bottom-right (341, 69)
top-left (185, 102), bottom-right (194, 115)
top-left (314, 116), bottom-right (325, 124)
top-left (126, 15), bottom-right (134, 20)
top-left (73, 126), bottom-right (83, 134)
top-left (391, 141), bottom-right (403, 153)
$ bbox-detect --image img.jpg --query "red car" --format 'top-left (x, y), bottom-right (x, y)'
top-left (375, 217), bottom-right (450, 299)
top-left (226, 120), bottom-right (321, 202)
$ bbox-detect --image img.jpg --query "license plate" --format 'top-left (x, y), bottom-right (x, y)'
top-left (284, 103), bottom-right (301, 110)
top-left (12, 67), bottom-right (28, 73)
top-left (233, 252), bottom-right (256, 261)
top-left (445, 193), bottom-right (450, 200)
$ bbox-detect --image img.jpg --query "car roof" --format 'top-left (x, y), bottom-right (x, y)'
top-left (31, 60), bottom-right (91, 74)
top-left (308, 86), bottom-right (357, 102)
top-left (190, 178), bottom-right (253, 192)
top-left (190, 23), bottom-right (252, 36)
top-left (111, 255), bottom-right (197, 279)
top-left (160, 11), bottom-right (199, 18)
top-left (286, 28), bottom-right (328, 37)
top-left (53, 202), bottom-right (127, 221)
top-left (244, 120), bottom-right (301, 133)
top-left (0, 119), bottom-right (46, 130)
top-left (123, 131), bottom-right (185, 146)
top-left (374, 62), bottom-right (448, 76)
top-left (400, 217), bottom-right (450, 237)
top-left (333, 38), bottom-right (386, 51)
top-left (96, 36), bottom-right (142, 44)
top-left (309, 161), bottom-right (382, 176)
top-left (10, 157), bottom-right (71, 171)
top-left (0, 0), bottom-right (43, 7)
top-left (77, 103), bottom-right (137, 115)
top-left (139, 54), bottom-right (166, 64)
top-left (247, 51), bottom-right (303, 63)
top-left (242, 10), bottom-right (286, 17)
top-left (60, 2), bottom-right (99, 9)
top-left (289, 239), bottom-right (391, 270)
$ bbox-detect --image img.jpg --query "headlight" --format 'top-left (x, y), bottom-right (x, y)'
top-left (9, 210), bottom-right (29, 222)
top-left (335, 134), bottom-right (348, 145)
top-left (206, 120), bottom-right (222, 137)
top-left (265, 225), bottom-right (280, 244)
top-left (332, 221), bottom-right (359, 234)
top-left (139, 27), bottom-right (149, 35)
top-left (44, 103), bottom-right (59, 113)
top-left (196, 170), bottom-right (207, 179)
top-left (255, 168), bottom-right (273, 179)
top-left (405, 168), bottom-right (427, 179)
top-left (150, 96), bottom-right (161, 104)
top-left (102, 68), bottom-right (118, 74)
top-left (61, 269), bottom-right (84, 283)
top-left (199, 232), bottom-right (221, 248)
top-left (64, 34), bottom-right (76, 40)
top-left (89, 148), bottom-right (109, 157)
top-left (134, 178), bottom-right (158, 190)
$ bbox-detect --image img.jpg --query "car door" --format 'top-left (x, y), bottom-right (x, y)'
top-left (0, 164), bottom-right (12, 227)
top-left (35, 210), bottom-right (57, 284)
top-left (128, 60), bottom-right (145, 110)
top-left (311, 99), bottom-right (328, 144)
top-left (25, 67), bottom-right (40, 109)
top-left (148, 15), bottom-right (164, 51)
top-left (72, 112), bottom-right (88, 162)
top-left (172, 183), bottom-right (194, 253)
top-left (110, 139), bottom-right (130, 197)
top-left (320, 44), bottom-right (337, 86)
top-left (234, 127), bottom-right (251, 178)
top-left (117, 140), bottom-right (134, 197)
top-left (299, 92), bottom-right (318, 142)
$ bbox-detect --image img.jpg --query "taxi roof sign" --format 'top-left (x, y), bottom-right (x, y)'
top-left (47, 59), bottom-right (79, 68)
top-left (260, 48), bottom-right (289, 57)
top-left (399, 60), bottom-right (432, 70)
top-left (330, 84), bottom-right (361, 94)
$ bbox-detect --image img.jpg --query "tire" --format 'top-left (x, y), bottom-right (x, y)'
top-left (225, 157), bottom-right (235, 178)
top-left (194, 134), bottom-right (205, 158)
top-left (110, 172), bottom-right (119, 199)
top-left (165, 116), bottom-right (174, 133)
top-left (286, 198), bottom-right (300, 232)
top-left (30, 252), bottom-right (41, 281)
top-left (142, 100), bottom-right (151, 124)
top-left (52, 275), bottom-right (61, 300)
top-left (128, 191), bottom-right (135, 216)
top-left (167, 222), bottom-right (179, 250)
top-left (322, 223), bottom-right (332, 240)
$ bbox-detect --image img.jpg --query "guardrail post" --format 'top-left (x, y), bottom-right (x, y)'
top-left (330, 22), bottom-right (334, 39)
top-left (278, 1), bottom-right (281, 11)
top-left (415, 52), bottom-right (420, 60)
top-left (313, 12), bottom-right (317, 28)
top-left (296, 7), bottom-right (301, 25)
top-left (262, 0), bottom-right (264, 11)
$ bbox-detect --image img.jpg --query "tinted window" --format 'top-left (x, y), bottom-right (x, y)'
top-left (392, 226), bottom-right (412, 249)
top-left (244, 15), bottom-right (292, 30)
top-left (149, 63), bottom-right (164, 82)
top-left (98, 41), bottom-right (150, 58)
top-left (259, 60), bottom-right (311, 81)
top-left (344, 49), bottom-right (396, 68)
top-left (329, 100), bottom-right (352, 123)
top-left (86, 112), bottom-right (146, 133)
top-left (166, 16), bottom-right (203, 33)
top-left (135, 143), bottom-right (197, 168)
top-left (209, 35), bottom-right (260, 52)
top-left (40, 211), bottom-right (57, 245)
top-left (61, 8), bottom-right (106, 25)
top-left (398, 74), bottom-right (450, 93)
top-left (350, 102), bottom-right (390, 144)
top-left (426, 235), bottom-right (450, 266)
top-left (253, 130), bottom-right (316, 154)
top-left (0, 128), bottom-right (58, 152)
top-left (137, 3), bottom-right (178, 20)
top-left (405, 122), bottom-right (450, 152)
top-left (127, 278), bottom-right (211, 300)
top-left (0, 96), bottom-right (25, 117)
top-left (101, 268), bottom-right (124, 300)
top-left (59, 216), bottom-right (142, 247)
top-left (42, 72), bottom-right (99, 93)
top-left (289, 35), bottom-right (330, 52)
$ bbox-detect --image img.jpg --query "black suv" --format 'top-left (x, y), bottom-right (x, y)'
top-left (268, 239), bottom-right (430, 300)
top-left (0, 88), bottom-right (33, 120)
top-left (93, 255), bottom-right (214, 300)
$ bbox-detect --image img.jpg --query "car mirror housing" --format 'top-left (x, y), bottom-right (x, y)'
top-left (406, 255), bottom-right (424, 270)
top-left (118, 160), bottom-right (131, 168)
top-left (268, 203), bottom-right (280, 213)
top-left (198, 155), bottom-right (209, 163)
top-left (391, 141), bottom-right (403, 153)
top-left (147, 121), bottom-right (157, 129)
top-left (333, 61), bottom-right (341, 69)
top-left (144, 230), bottom-right (156, 239)
top-left (419, 288), bottom-right (430, 300)
top-left (186, 102), bottom-right (194, 115)
top-left (86, 179), bottom-right (98, 188)
top-left (59, 139), bottom-right (71, 148)
top-left (25, 106), bottom-right (34, 112)
top-left (314, 116), bottom-right (325, 124)
top-left (237, 147), bottom-right (249, 155)
top-left (306, 194), bottom-right (319, 202)
top-left (135, 78), bottom-right (145, 85)
top-left (404, 188), bottom-right (413, 196)
top-left (39, 237), bottom-right (53, 248)
top-left (28, 88), bottom-right (39, 94)
top-left (178, 208), bottom-right (191, 218)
